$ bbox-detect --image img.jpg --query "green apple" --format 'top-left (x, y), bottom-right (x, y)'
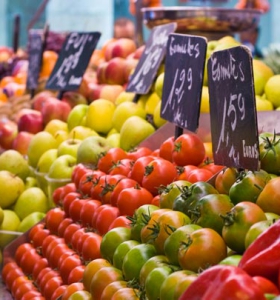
top-left (0, 210), bottom-right (21, 248)
top-left (0, 149), bottom-right (30, 181)
top-left (120, 116), bottom-right (155, 151)
top-left (17, 212), bottom-right (46, 232)
top-left (107, 128), bottom-right (118, 136)
top-left (106, 132), bottom-right (121, 148)
top-left (44, 119), bottom-right (68, 136)
top-left (0, 170), bottom-right (25, 208)
top-left (57, 138), bottom-right (82, 158)
top-left (69, 125), bottom-right (99, 140)
top-left (36, 149), bottom-right (58, 173)
top-left (77, 136), bottom-right (112, 166)
top-left (154, 72), bottom-right (164, 99)
top-left (14, 187), bottom-right (49, 220)
top-left (85, 99), bottom-right (116, 135)
top-left (67, 104), bottom-right (89, 131)
top-left (27, 131), bottom-right (58, 168)
top-left (0, 207), bottom-right (4, 226)
top-left (153, 100), bottom-right (167, 128)
top-left (48, 154), bottom-right (77, 179)
top-left (115, 91), bottom-right (136, 106)
top-left (24, 176), bottom-right (38, 190)
top-left (112, 101), bottom-right (146, 132)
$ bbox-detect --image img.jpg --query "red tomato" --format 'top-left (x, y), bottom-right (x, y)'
top-left (19, 247), bottom-right (42, 275)
top-left (28, 222), bottom-right (45, 241)
top-left (61, 282), bottom-right (85, 300)
top-left (177, 165), bottom-right (198, 181)
top-left (109, 158), bottom-right (134, 176)
top-left (70, 228), bottom-right (87, 252)
top-left (172, 132), bottom-right (205, 166)
top-left (48, 243), bottom-right (74, 269)
top-left (199, 160), bottom-right (225, 175)
top-left (38, 269), bottom-right (60, 294)
top-left (31, 227), bottom-right (50, 249)
top-left (62, 191), bottom-right (81, 217)
top-left (15, 243), bottom-right (34, 265)
top-left (79, 199), bottom-right (102, 228)
top-left (43, 276), bottom-right (63, 300)
top-left (186, 168), bottom-right (214, 183)
top-left (109, 215), bottom-right (132, 230)
top-left (151, 195), bottom-right (160, 206)
top-left (45, 207), bottom-right (66, 235)
top-left (81, 232), bottom-right (102, 261)
top-left (78, 170), bottom-right (105, 197)
top-left (52, 186), bottom-right (64, 207)
top-left (129, 155), bottom-right (157, 184)
top-left (63, 223), bottom-right (82, 246)
top-left (2, 263), bottom-right (24, 291)
top-left (142, 158), bottom-right (178, 195)
top-left (117, 186), bottom-right (154, 216)
top-left (127, 146), bottom-right (153, 160)
top-left (21, 290), bottom-right (44, 300)
top-left (90, 174), bottom-right (108, 201)
top-left (159, 136), bottom-right (175, 162)
top-left (32, 257), bottom-right (49, 280)
top-left (57, 218), bottom-right (73, 238)
top-left (59, 254), bottom-right (83, 284)
top-left (68, 198), bottom-right (88, 223)
top-left (59, 183), bottom-right (77, 201)
top-left (13, 278), bottom-right (37, 300)
top-left (71, 163), bottom-right (92, 189)
top-left (97, 147), bottom-right (128, 173)
top-left (67, 265), bottom-right (86, 284)
top-left (50, 285), bottom-right (68, 300)
top-left (110, 178), bottom-right (138, 207)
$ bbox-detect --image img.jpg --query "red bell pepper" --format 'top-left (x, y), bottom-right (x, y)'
top-left (179, 265), bottom-right (265, 300)
top-left (238, 220), bottom-right (280, 284)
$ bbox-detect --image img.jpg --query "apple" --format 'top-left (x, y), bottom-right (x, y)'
top-left (0, 170), bottom-right (25, 208)
top-left (104, 57), bottom-right (127, 85)
top-left (0, 149), bottom-right (30, 181)
top-left (123, 58), bottom-right (138, 82)
top-left (47, 154), bottom-right (77, 179)
top-left (0, 207), bottom-right (3, 225)
top-left (105, 38), bottom-right (137, 60)
top-left (69, 125), bottom-right (98, 140)
top-left (132, 45), bottom-right (145, 59)
top-left (85, 99), bottom-right (115, 135)
top-left (41, 98), bottom-right (72, 125)
top-left (67, 104), bottom-right (89, 131)
top-left (44, 119), bottom-right (68, 136)
top-left (27, 131), bottom-right (58, 168)
top-left (153, 100), bottom-right (167, 128)
top-left (120, 116), bottom-right (155, 151)
top-left (24, 176), bottom-right (38, 190)
top-left (32, 90), bottom-right (57, 111)
top-left (77, 136), bottom-right (112, 166)
top-left (96, 61), bottom-right (109, 84)
top-left (106, 133), bottom-right (121, 148)
top-left (12, 131), bottom-right (34, 156)
top-left (17, 212), bottom-right (46, 233)
top-left (36, 149), bottom-right (58, 173)
top-left (88, 84), bottom-right (124, 104)
top-left (57, 138), bottom-right (82, 158)
top-left (112, 101), bottom-right (146, 132)
top-left (54, 130), bottom-right (69, 145)
top-left (61, 91), bottom-right (88, 108)
top-left (154, 72), bottom-right (164, 99)
top-left (17, 110), bottom-right (44, 134)
top-left (0, 210), bottom-right (21, 249)
top-left (115, 91), bottom-right (136, 106)
top-left (14, 187), bottom-right (49, 220)
top-left (0, 118), bottom-right (18, 150)
top-left (86, 83), bottom-right (103, 102)
top-left (14, 108), bottom-right (39, 123)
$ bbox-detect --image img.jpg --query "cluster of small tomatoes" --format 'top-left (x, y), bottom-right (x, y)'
top-left (2, 131), bottom-right (280, 299)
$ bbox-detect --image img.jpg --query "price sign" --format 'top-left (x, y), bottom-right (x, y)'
top-left (46, 32), bottom-right (101, 91)
top-left (126, 23), bottom-right (177, 94)
top-left (161, 34), bottom-right (207, 133)
top-left (26, 31), bottom-right (44, 90)
top-left (207, 45), bottom-right (259, 170)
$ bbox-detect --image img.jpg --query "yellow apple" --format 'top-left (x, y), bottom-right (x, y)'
top-left (44, 119), bottom-right (68, 136)
top-left (0, 210), bottom-right (21, 248)
top-left (69, 125), bottom-right (99, 140)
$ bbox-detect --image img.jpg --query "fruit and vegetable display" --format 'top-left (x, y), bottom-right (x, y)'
top-left (1, 30), bottom-right (280, 300)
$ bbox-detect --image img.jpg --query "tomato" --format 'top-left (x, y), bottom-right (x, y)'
top-left (2, 263), bottom-right (24, 291)
top-left (41, 234), bottom-right (60, 257)
top-left (221, 201), bottom-right (267, 253)
top-left (63, 223), bottom-right (82, 246)
top-left (57, 218), bottom-right (73, 237)
top-left (128, 155), bottom-right (157, 184)
top-left (90, 266), bottom-right (124, 299)
top-left (93, 204), bottom-right (121, 235)
top-left (160, 270), bottom-right (198, 300)
top-left (244, 219), bottom-right (273, 249)
top-left (31, 227), bottom-right (50, 249)
top-left (252, 276), bottom-right (280, 295)
top-left (256, 177), bottom-right (280, 215)
top-left (68, 290), bottom-right (92, 300)
top-left (71, 163), bottom-right (92, 189)
top-left (142, 158), bottom-right (178, 196)
top-left (186, 168), bottom-right (214, 183)
top-left (67, 265), bottom-right (86, 284)
top-left (122, 243), bottom-right (157, 281)
top-left (172, 132), bottom-right (205, 166)
top-left (61, 282), bottom-right (84, 300)
top-left (32, 257), bottom-right (49, 280)
top-left (110, 178), bottom-right (138, 207)
top-left (109, 158), bottom-right (134, 176)
top-left (100, 280), bottom-right (128, 300)
top-left (159, 136), bottom-right (175, 162)
top-left (130, 204), bottom-right (160, 242)
top-left (126, 146), bottom-right (152, 160)
top-left (15, 243), bottom-right (34, 265)
top-left (100, 227), bottom-right (131, 263)
top-left (177, 165), bottom-right (198, 181)
top-left (54, 182), bottom-right (77, 207)
top-left (59, 253), bottom-right (83, 284)
top-left (38, 269), bottom-right (60, 294)
top-left (19, 247), bottom-right (42, 275)
top-left (13, 278), bottom-right (37, 300)
top-left (108, 215), bottom-right (132, 230)
top-left (145, 265), bottom-right (176, 300)
top-left (189, 193), bottom-right (234, 235)
top-left (151, 195), bottom-right (160, 206)
top-left (111, 287), bottom-right (140, 300)
top-left (83, 258), bottom-right (112, 292)
top-left (173, 274), bottom-right (199, 300)
top-left (68, 198), bottom-right (88, 223)
top-left (48, 243), bottom-right (73, 270)
top-left (79, 199), bottom-right (102, 228)
top-left (28, 222), bottom-right (45, 241)
top-left (199, 160), bottom-right (225, 175)
top-left (99, 174), bottom-right (126, 204)
top-left (178, 228), bottom-right (227, 272)
top-left (139, 254), bottom-right (170, 287)
top-left (90, 174), bottom-right (108, 201)
top-left (45, 207), bottom-right (66, 235)
top-left (50, 284), bottom-right (68, 300)
top-left (150, 210), bottom-right (191, 255)
top-left (214, 167), bottom-right (239, 194)
top-left (229, 170), bottom-right (271, 205)
top-left (70, 228), bottom-right (87, 253)
top-left (219, 254), bottom-right (243, 266)
top-left (97, 147), bottom-right (128, 173)
top-left (78, 170), bottom-right (105, 197)
top-left (164, 224), bottom-right (202, 266)
top-left (159, 180), bottom-right (192, 209)
top-left (117, 185), bottom-right (154, 216)
top-left (43, 276), bottom-right (63, 300)
top-left (62, 191), bottom-right (81, 217)
top-left (21, 290), bottom-right (44, 300)
top-left (112, 240), bottom-right (140, 270)
top-left (81, 232), bottom-right (102, 262)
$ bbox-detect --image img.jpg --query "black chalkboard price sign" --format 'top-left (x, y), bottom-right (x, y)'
top-left (26, 31), bottom-right (44, 91)
top-left (161, 34), bottom-right (207, 133)
top-left (126, 22), bottom-right (177, 94)
top-left (46, 32), bottom-right (101, 91)
top-left (207, 45), bottom-right (259, 171)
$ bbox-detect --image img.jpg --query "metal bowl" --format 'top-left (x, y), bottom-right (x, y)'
top-left (142, 7), bottom-right (261, 35)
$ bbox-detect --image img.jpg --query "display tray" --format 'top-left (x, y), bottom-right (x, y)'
top-left (142, 6), bottom-right (261, 34)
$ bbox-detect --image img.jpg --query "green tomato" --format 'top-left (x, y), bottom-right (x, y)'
top-left (219, 254), bottom-right (242, 266)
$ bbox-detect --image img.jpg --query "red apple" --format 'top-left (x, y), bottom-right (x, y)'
top-left (86, 83), bottom-right (103, 102)
top-left (131, 45), bottom-right (145, 59)
top-left (104, 57), bottom-right (126, 85)
top-left (32, 91), bottom-right (57, 111)
top-left (41, 98), bottom-right (72, 124)
top-left (12, 131), bottom-right (34, 156)
top-left (105, 38), bottom-right (137, 60)
top-left (17, 111), bottom-right (44, 134)
top-left (96, 61), bottom-right (108, 84)
top-left (123, 58), bottom-right (139, 82)
top-left (0, 119), bottom-right (18, 150)
top-left (61, 91), bottom-right (88, 108)
top-left (87, 84), bottom-right (124, 103)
